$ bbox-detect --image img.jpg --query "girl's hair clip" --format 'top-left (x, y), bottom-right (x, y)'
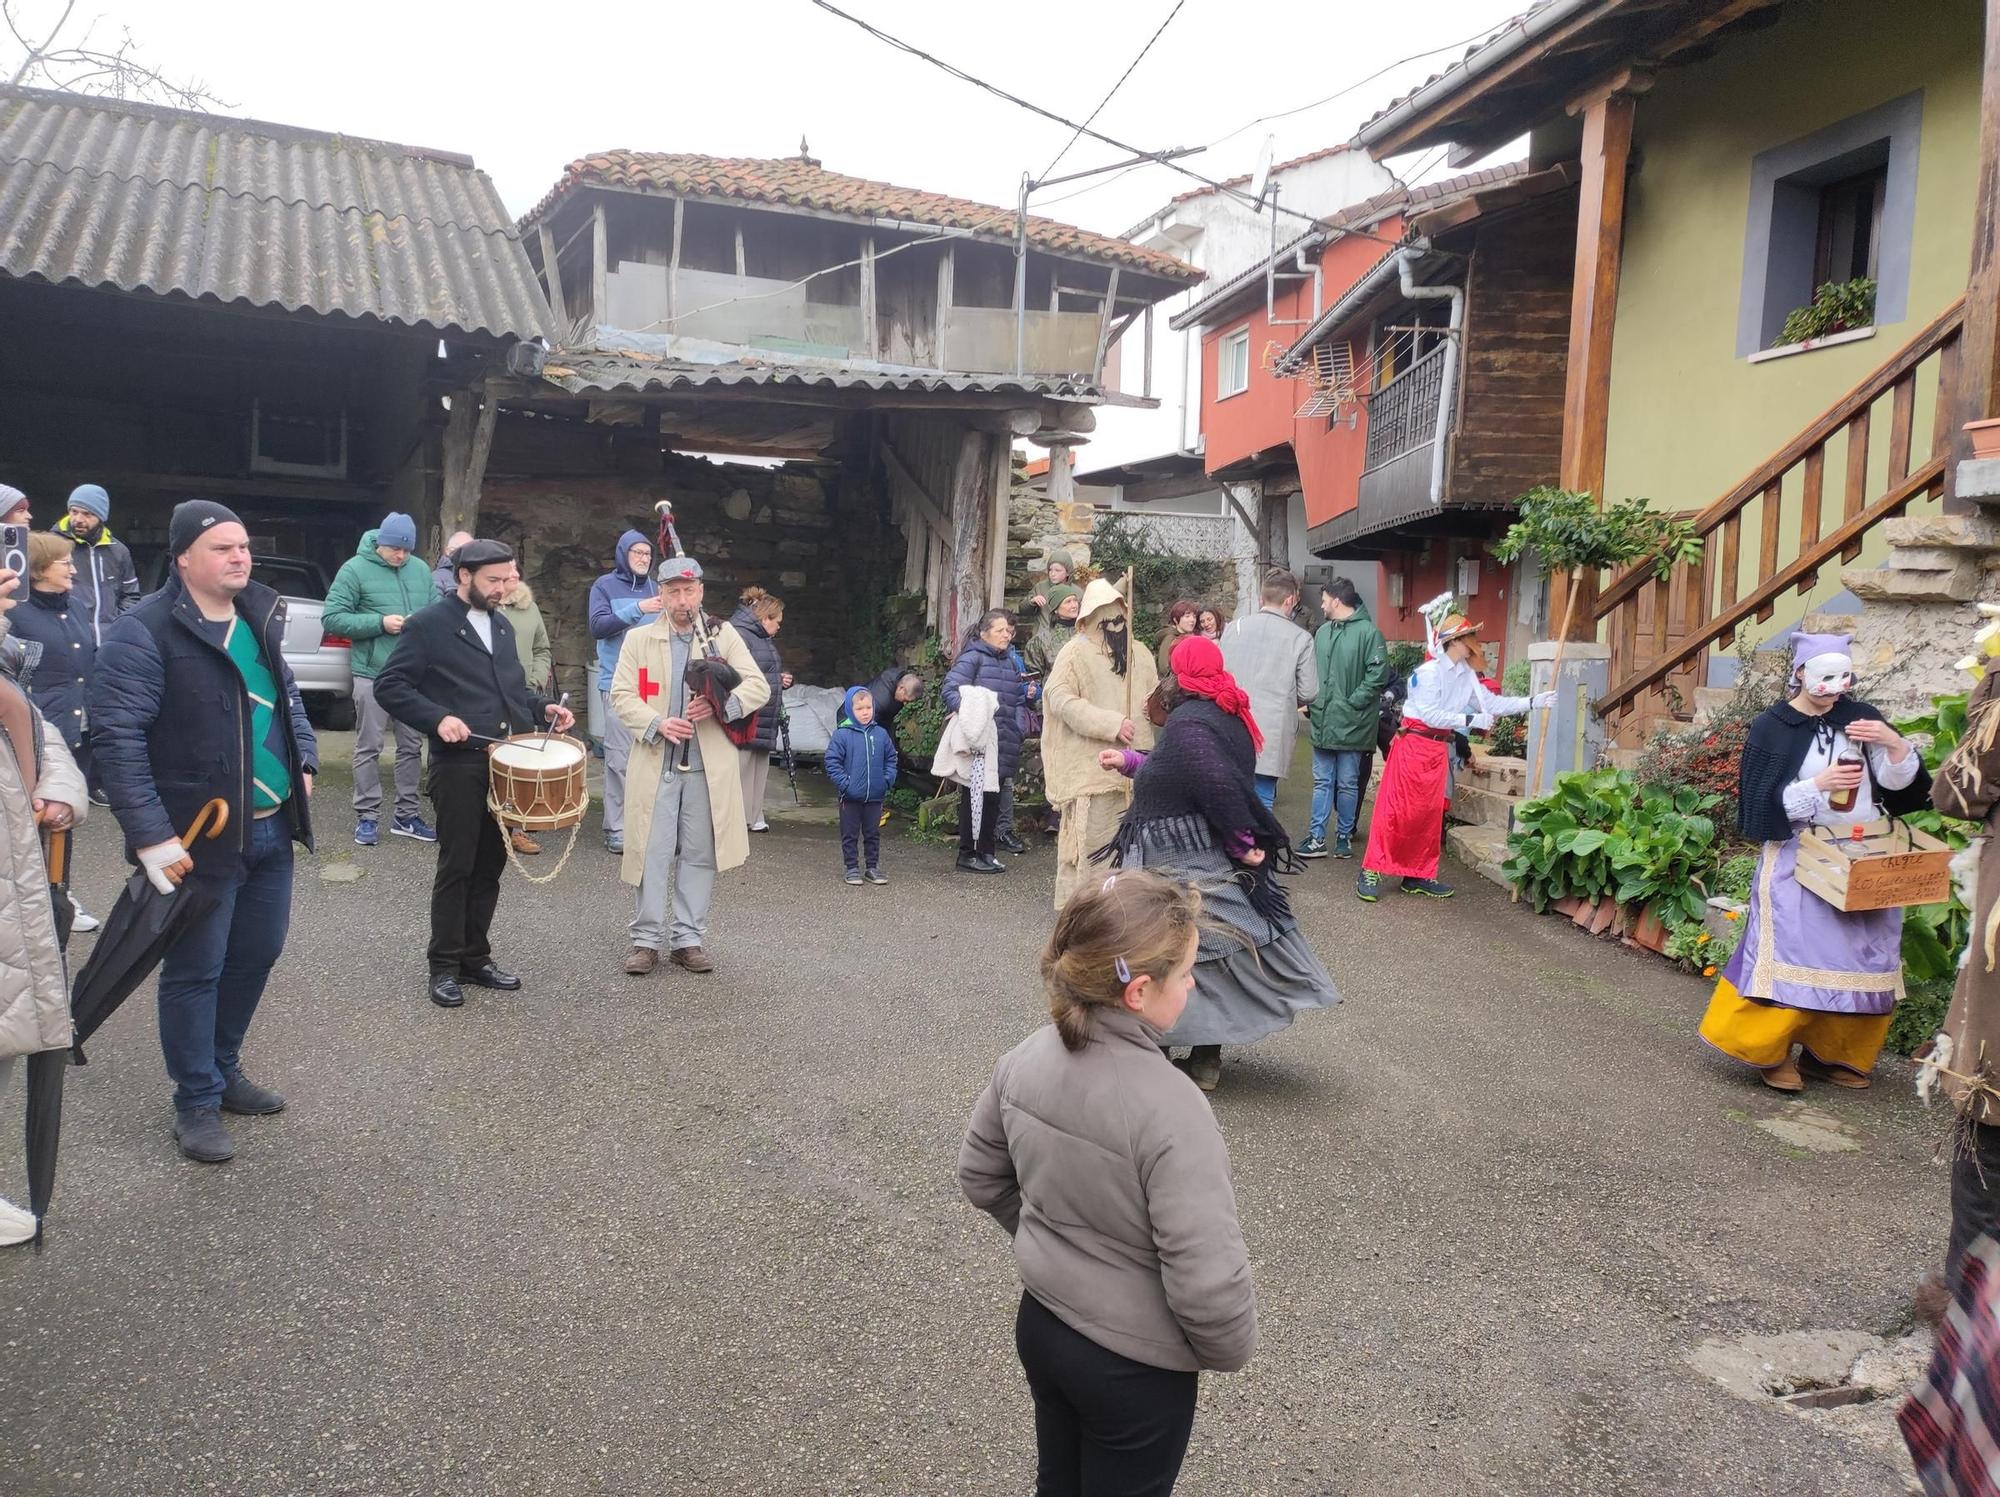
top-left (1102, 874), bottom-right (1118, 892)
top-left (1114, 956), bottom-right (1132, 984)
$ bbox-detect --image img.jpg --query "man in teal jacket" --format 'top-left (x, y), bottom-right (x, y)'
top-left (1302, 578), bottom-right (1387, 860)
top-left (323, 512), bottom-right (435, 846)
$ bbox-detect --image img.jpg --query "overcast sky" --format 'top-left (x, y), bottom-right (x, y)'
top-left (6, 0), bottom-right (1524, 230)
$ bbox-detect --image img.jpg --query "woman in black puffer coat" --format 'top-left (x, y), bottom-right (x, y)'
top-left (942, 609), bottom-right (1026, 871)
top-left (10, 532), bottom-right (96, 771)
top-left (729, 587), bottom-right (790, 833)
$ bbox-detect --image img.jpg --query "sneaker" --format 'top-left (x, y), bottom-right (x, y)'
top-left (1298, 836), bottom-right (1329, 860)
top-left (88, 788), bottom-right (109, 808)
top-left (173, 1106), bottom-right (236, 1163)
top-left (605, 831), bottom-right (624, 855)
top-left (392, 815), bottom-right (437, 843)
top-left (1401, 876), bottom-right (1456, 899)
top-left (845, 868), bottom-right (864, 885)
top-left (865, 867), bottom-right (889, 885)
top-left (1334, 835), bottom-right (1354, 859)
top-left (1355, 870), bottom-right (1383, 903)
top-left (69, 898), bottom-right (100, 934)
top-left (750, 821), bottom-right (770, 833)
top-left (997, 832), bottom-right (1027, 855)
top-left (0, 1195), bottom-right (36, 1246)
top-left (354, 818), bottom-right (379, 847)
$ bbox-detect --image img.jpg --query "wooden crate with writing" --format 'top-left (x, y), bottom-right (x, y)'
top-left (1794, 819), bottom-right (1952, 913)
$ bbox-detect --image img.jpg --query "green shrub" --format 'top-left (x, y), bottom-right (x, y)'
top-left (1715, 854), bottom-right (1756, 904)
top-left (1896, 691), bottom-right (1979, 981)
top-left (1502, 767), bottom-right (1724, 922)
top-left (890, 633), bottom-right (952, 769)
top-left (1484, 660), bottom-right (1533, 759)
top-left (1636, 643), bottom-right (1772, 834)
top-left (1889, 976), bottom-right (1955, 1057)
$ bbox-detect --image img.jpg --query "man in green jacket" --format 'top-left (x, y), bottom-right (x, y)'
top-left (323, 512), bottom-right (435, 847)
top-left (1301, 578), bottom-right (1387, 860)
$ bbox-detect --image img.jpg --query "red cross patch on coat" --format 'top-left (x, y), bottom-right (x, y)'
top-left (638, 668), bottom-right (661, 702)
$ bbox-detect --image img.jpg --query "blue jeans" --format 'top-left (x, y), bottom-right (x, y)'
top-left (156, 813), bottom-right (295, 1113)
top-left (1254, 774), bottom-right (1278, 812)
top-left (1309, 748), bottom-right (1368, 842)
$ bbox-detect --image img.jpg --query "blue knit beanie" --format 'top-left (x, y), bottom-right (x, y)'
top-left (377, 511), bottom-right (418, 551)
top-left (67, 484), bottom-right (111, 522)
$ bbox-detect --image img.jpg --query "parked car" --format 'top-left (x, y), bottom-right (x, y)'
top-left (143, 552), bottom-right (355, 730)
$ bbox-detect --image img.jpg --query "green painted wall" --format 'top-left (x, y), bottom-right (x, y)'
top-left (1592, 0), bottom-right (1981, 634)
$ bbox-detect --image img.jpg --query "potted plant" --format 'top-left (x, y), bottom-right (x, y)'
top-left (1773, 277), bottom-right (1877, 348)
top-left (1492, 488), bottom-right (1703, 793)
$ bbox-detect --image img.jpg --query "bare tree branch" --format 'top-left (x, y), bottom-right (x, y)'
top-left (2, 1), bottom-right (230, 109)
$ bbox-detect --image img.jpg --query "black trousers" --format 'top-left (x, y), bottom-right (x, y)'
top-left (839, 799), bottom-right (883, 871)
top-left (959, 780), bottom-right (1005, 857)
top-left (1950, 1120), bottom-right (2000, 1286)
top-left (1014, 1292), bottom-right (1198, 1497)
top-left (427, 751), bottom-right (506, 976)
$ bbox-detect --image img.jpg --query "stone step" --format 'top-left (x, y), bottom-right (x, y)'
top-left (1691, 685), bottom-right (1733, 721)
top-left (1842, 560), bottom-right (1982, 602)
top-left (1450, 781), bottom-right (1520, 830)
top-left (1882, 513), bottom-right (2000, 552)
top-left (1445, 822), bottom-right (1513, 889)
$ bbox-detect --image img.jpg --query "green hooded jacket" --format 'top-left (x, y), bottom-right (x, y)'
top-left (323, 530), bottom-right (437, 679)
top-left (1307, 604), bottom-right (1389, 752)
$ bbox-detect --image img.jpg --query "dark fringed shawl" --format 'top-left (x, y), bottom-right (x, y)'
top-left (1093, 697), bottom-right (1296, 919)
top-left (1738, 695), bottom-right (1933, 843)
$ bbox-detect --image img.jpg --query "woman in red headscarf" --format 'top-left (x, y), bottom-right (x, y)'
top-left (1092, 635), bottom-right (1341, 1091)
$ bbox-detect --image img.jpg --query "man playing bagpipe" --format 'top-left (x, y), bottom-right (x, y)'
top-left (609, 550), bottom-right (769, 977)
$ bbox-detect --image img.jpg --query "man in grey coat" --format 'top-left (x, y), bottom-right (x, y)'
top-left (1220, 568), bottom-right (1319, 811)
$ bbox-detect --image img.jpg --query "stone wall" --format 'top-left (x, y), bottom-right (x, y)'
top-left (1006, 457), bottom-right (1097, 607)
top-left (1827, 509), bottom-right (2000, 722)
top-left (479, 424), bottom-right (900, 701)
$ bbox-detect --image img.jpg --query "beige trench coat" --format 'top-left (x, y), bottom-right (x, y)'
top-left (1, 676), bottom-right (87, 1062)
top-left (608, 616), bottom-right (770, 887)
top-left (1041, 604), bottom-right (1158, 805)
top-left (1932, 669), bottom-right (2000, 1122)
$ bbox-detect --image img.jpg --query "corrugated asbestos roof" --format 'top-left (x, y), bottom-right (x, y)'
top-left (524, 150), bottom-right (1200, 284)
top-left (0, 85), bottom-right (552, 341)
top-left (538, 348), bottom-right (1101, 401)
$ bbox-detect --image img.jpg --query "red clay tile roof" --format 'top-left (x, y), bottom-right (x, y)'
top-left (524, 151), bottom-right (1200, 283)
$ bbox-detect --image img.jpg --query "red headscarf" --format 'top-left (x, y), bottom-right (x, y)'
top-left (1168, 635), bottom-right (1264, 753)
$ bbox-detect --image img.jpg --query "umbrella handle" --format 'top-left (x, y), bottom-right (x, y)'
top-left (183, 798), bottom-right (231, 844)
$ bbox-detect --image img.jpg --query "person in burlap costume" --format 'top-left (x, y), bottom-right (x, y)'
top-left (1041, 578), bottom-right (1157, 909)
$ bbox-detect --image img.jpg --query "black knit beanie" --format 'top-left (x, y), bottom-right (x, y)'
top-left (168, 499), bottom-right (243, 556)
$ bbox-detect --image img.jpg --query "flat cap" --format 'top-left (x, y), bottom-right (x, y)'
top-left (454, 539), bottom-right (515, 572)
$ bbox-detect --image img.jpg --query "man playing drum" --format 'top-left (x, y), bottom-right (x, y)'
top-left (375, 540), bottom-right (574, 1008)
top-left (609, 555), bottom-right (768, 976)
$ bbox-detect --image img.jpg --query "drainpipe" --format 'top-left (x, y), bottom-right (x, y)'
top-left (1397, 241), bottom-right (1462, 506)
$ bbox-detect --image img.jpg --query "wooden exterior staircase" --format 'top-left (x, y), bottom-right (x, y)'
top-left (1590, 298), bottom-right (1965, 740)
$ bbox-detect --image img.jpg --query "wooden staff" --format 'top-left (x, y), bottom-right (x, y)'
top-left (1122, 567), bottom-right (1137, 729)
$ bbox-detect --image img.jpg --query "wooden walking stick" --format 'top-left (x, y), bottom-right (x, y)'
top-left (1122, 567), bottom-right (1137, 729)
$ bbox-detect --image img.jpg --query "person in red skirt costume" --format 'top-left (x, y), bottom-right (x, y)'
top-left (1356, 605), bottom-right (1548, 902)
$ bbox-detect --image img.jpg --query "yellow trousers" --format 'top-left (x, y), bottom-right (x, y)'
top-left (1698, 977), bottom-right (1892, 1076)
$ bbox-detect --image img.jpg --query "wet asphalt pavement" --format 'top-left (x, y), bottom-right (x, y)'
top-left (0, 750), bottom-right (1951, 1495)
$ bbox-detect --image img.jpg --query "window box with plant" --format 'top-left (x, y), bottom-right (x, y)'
top-left (1766, 277), bottom-right (1878, 354)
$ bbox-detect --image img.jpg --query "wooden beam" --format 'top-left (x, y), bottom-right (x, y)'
top-left (1647, 0), bottom-right (1783, 62)
top-left (1947, 0), bottom-right (2000, 510)
top-left (441, 386), bottom-right (500, 536)
top-left (860, 237), bottom-right (880, 361)
top-left (669, 198), bottom-right (684, 330)
top-left (936, 245), bottom-right (955, 371)
top-left (1551, 88), bottom-right (1636, 640)
top-left (1142, 305), bottom-right (1154, 399)
top-left (591, 201), bottom-right (608, 329)
top-left (734, 224), bottom-right (746, 279)
top-left (881, 441), bottom-right (953, 541)
top-left (1093, 266), bottom-right (1122, 383)
top-left (537, 223), bottom-right (569, 332)
top-left (987, 434), bottom-right (1011, 610)
top-left (1566, 66), bottom-right (1654, 118)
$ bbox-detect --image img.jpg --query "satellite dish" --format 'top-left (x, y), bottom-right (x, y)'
top-left (1247, 135), bottom-right (1276, 207)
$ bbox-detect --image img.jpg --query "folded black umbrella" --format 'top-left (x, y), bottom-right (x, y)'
top-left (23, 871), bottom-right (75, 1238)
top-left (69, 798), bottom-right (231, 1064)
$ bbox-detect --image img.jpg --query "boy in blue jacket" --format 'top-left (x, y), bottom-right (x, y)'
top-left (825, 685), bottom-right (897, 885)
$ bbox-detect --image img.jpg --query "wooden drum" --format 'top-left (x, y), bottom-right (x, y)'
top-left (487, 733), bottom-right (588, 831)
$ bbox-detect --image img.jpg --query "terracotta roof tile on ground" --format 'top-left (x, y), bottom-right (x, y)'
top-left (525, 151), bottom-right (1200, 283)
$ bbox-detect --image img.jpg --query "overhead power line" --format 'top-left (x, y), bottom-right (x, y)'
top-left (1038, 0), bottom-right (1188, 182)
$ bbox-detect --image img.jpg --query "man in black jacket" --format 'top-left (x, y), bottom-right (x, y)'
top-left (56, 484), bottom-right (141, 647)
top-left (375, 540), bottom-right (573, 1009)
top-left (91, 500), bottom-right (318, 1164)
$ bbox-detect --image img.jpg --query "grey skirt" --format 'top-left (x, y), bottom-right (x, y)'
top-left (1120, 825), bottom-right (1342, 1047)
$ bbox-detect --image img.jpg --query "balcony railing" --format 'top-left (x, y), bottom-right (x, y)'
top-left (1363, 341), bottom-right (1451, 473)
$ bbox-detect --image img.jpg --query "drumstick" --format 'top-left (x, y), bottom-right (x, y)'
top-left (537, 693), bottom-right (570, 752)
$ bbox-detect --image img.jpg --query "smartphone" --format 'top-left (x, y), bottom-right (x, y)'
top-left (0, 524), bottom-right (25, 582)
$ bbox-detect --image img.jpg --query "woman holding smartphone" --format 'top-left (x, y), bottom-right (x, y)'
top-left (1699, 632), bottom-right (1930, 1092)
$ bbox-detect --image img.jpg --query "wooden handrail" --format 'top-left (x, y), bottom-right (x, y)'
top-left (1594, 455), bottom-right (1947, 715)
top-left (1593, 296), bottom-right (1967, 621)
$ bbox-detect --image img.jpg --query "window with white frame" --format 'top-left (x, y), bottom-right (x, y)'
top-left (1217, 327), bottom-right (1250, 398)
